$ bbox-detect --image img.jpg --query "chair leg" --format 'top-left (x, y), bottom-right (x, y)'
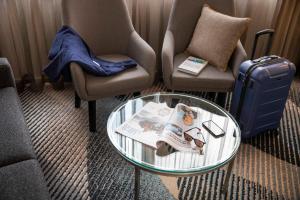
top-left (75, 92), bottom-right (81, 108)
top-left (133, 92), bottom-right (141, 97)
top-left (216, 92), bottom-right (227, 108)
top-left (88, 101), bottom-right (96, 132)
top-left (207, 92), bottom-right (216, 100)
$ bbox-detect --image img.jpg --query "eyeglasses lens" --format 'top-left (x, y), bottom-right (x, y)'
top-left (184, 133), bottom-right (193, 142)
top-left (194, 139), bottom-right (204, 148)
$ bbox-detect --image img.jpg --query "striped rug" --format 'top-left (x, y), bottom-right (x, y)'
top-left (176, 79), bottom-right (300, 200)
top-left (19, 79), bottom-right (300, 200)
top-left (20, 83), bottom-right (174, 200)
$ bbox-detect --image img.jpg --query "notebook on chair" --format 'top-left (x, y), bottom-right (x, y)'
top-left (178, 56), bottom-right (208, 76)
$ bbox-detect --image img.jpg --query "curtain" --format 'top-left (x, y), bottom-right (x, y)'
top-left (271, 0), bottom-right (300, 72)
top-left (234, 0), bottom-right (282, 58)
top-left (0, 0), bottom-right (62, 89)
top-left (126, 0), bottom-right (174, 73)
top-left (0, 0), bottom-right (298, 88)
top-left (235, 0), bottom-right (300, 73)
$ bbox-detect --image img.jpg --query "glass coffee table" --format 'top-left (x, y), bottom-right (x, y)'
top-left (107, 93), bottom-right (241, 199)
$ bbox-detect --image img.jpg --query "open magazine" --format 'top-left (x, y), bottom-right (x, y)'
top-left (115, 102), bottom-right (214, 153)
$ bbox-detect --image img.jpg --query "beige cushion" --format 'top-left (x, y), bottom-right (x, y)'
top-left (172, 53), bottom-right (235, 92)
top-left (85, 54), bottom-right (151, 98)
top-left (187, 5), bottom-right (250, 71)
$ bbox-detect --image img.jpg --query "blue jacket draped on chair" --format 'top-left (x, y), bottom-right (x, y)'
top-left (44, 26), bottom-right (136, 81)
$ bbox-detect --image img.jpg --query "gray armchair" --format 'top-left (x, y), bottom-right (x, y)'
top-left (62, 0), bottom-right (156, 132)
top-left (162, 0), bottom-right (247, 93)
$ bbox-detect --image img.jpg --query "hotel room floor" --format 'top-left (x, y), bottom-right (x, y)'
top-left (19, 79), bottom-right (300, 200)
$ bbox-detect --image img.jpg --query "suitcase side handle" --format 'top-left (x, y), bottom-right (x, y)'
top-left (251, 29), bottom-right (275, 60)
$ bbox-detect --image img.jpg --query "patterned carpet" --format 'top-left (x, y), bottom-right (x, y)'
top-left (176, 80), bottom-right (300, 200)
top-left (19, 79), bottom-right (300, 200)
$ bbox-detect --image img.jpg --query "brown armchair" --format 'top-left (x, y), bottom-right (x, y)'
top-left (162, 0), bottom-right (247, 96)
top-left (62, 0), bottom-right (156, 132)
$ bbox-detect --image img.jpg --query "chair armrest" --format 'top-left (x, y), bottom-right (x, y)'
top-left (0, 58), bottom-right (16, 88)
top-left (128, 31), bottom-right (156, 83)
top-left (70, 62), bottom-right (88, 100)
top-left (229, 41), bottom-right (248, 78)
top-left (161, 30), bottom-right (175, 89)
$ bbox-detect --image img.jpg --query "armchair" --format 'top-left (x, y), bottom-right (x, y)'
top-left (162, 0), bottom-right (247, 94)
top-left (62, 0), bottom-right (156, 132)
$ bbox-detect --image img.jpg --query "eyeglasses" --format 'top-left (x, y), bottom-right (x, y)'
top-left (184, 127), bottom-right (206, 148)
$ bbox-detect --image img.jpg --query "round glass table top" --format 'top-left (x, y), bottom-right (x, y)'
top-left (107, 93), bottom-right (241, 176)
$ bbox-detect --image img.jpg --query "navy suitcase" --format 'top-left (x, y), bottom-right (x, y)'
top-left (230, 29), bottom-right (296, 138)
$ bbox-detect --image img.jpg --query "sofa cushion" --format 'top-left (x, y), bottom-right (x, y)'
top-left (0, 87), bottom-right (36, 167)
top-left (0, 159), bottom-right (50, 200)
top-left (187, 4), bottom-right (250, 71)
top-left (172, 52), bottom-right (235, 92)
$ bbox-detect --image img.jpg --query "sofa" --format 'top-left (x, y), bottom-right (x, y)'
top-left (0, 58), bottom-right (50, 200)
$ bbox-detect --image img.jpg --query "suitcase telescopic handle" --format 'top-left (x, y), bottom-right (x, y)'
top-left (251, 29), bottom-right (275, 60)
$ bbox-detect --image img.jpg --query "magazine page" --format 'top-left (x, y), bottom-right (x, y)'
top-left (157, 103), bottom-right (201, 152)
top-left (116, 101), bottom-right (228, 154)
top-left (115, 102), bottom-right (173, 148)
top-left (157, 105), bottom-right (228, 154)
